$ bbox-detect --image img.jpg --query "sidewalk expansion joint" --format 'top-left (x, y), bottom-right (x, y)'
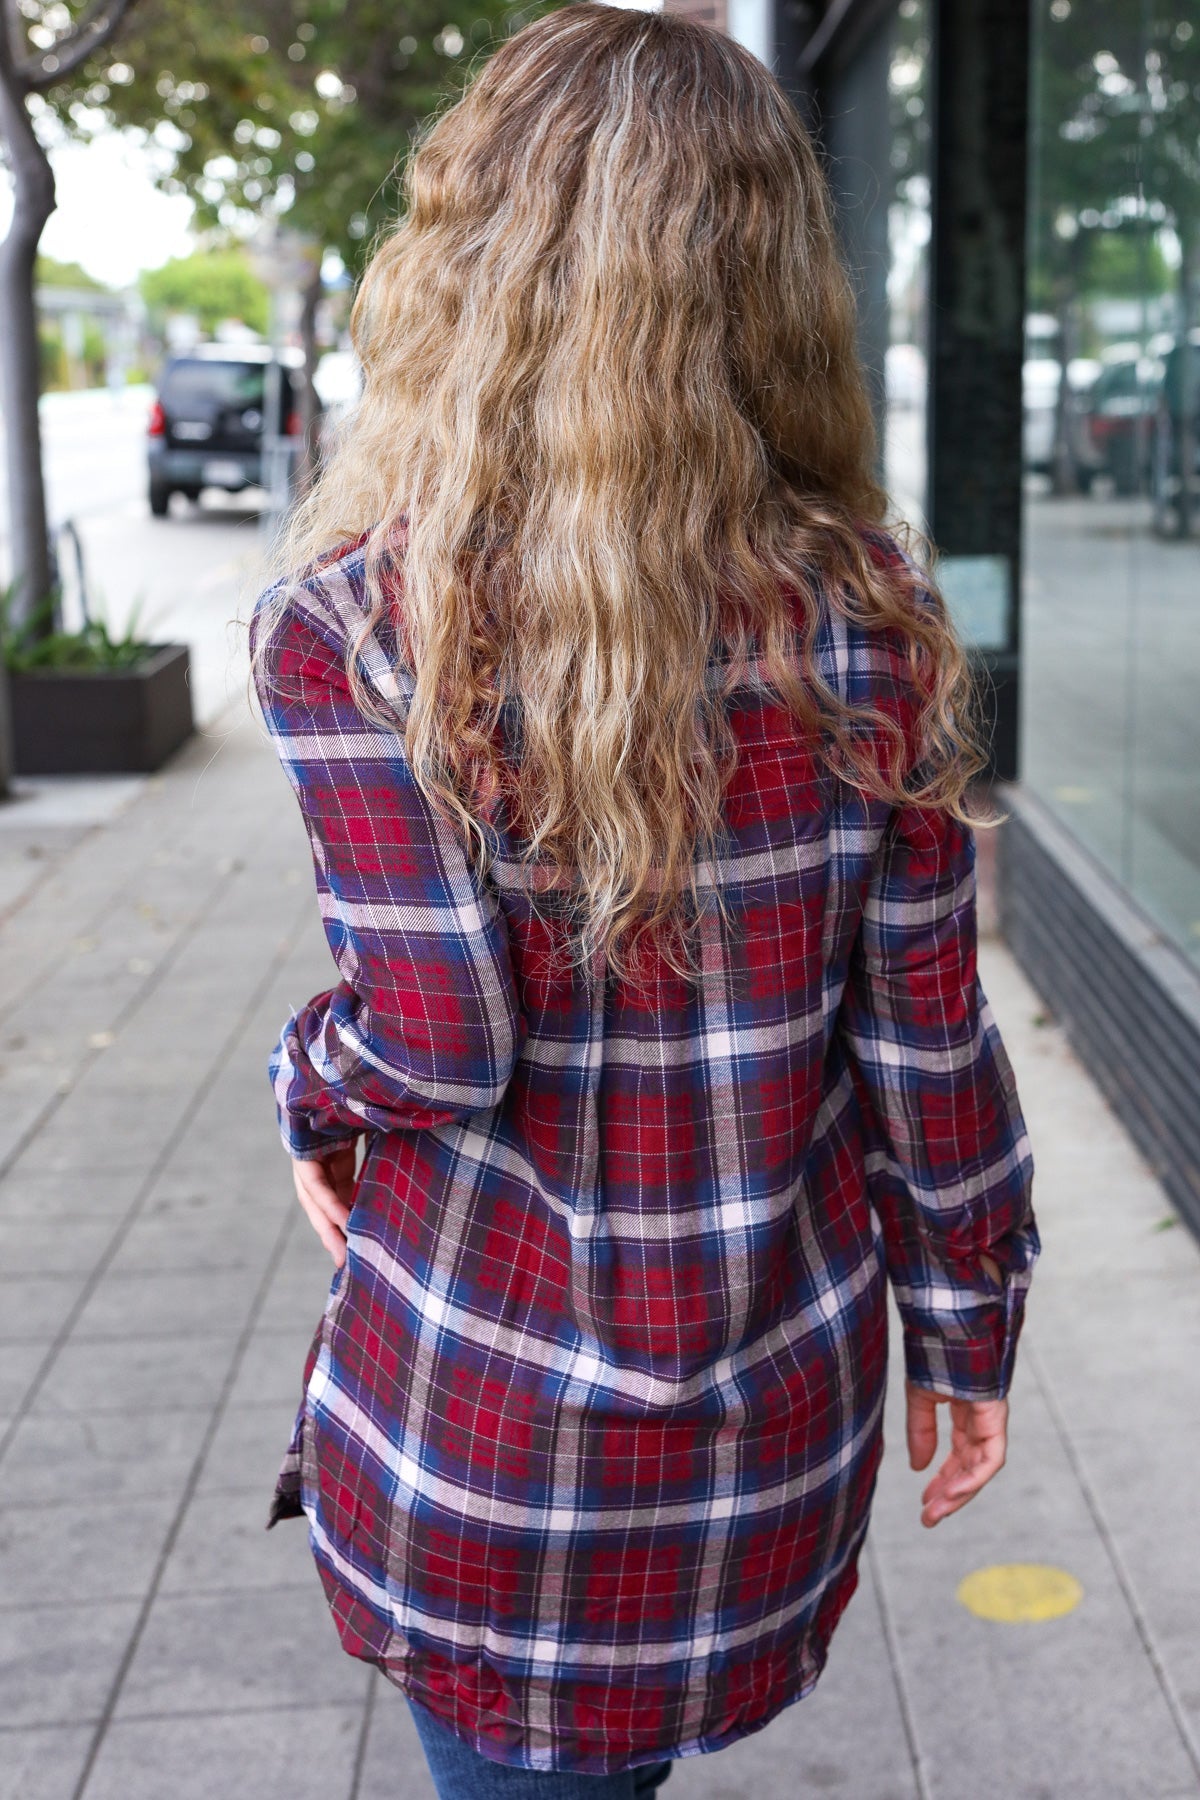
top-left (1027, 1337), bottom-right (1200, 1786)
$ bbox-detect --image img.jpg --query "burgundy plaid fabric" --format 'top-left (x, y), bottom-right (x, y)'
top-left (250, 526), bottom-right (1039, 1775)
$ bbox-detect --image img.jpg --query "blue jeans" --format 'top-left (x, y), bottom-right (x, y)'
top-left (405, 1695), bottom-right (675, 1799)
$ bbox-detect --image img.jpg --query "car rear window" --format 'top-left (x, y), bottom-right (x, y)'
top-left (159, 361), bottom-right (267, 410)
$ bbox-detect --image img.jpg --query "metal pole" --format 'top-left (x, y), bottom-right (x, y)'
top-left (259, 270), bottom-right (291, 550)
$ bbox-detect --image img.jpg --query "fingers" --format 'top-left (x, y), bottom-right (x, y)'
top-left (920, 1443), bottom-right (1000, 1527)
top-left (916, 1395), bottom-right (1008, 1529)
top-left (291, 1155), bottom-right (352, 1268)
top-left (905, 1380), bottom-right (940, 1472)
top-left (297, 1193), bottom-right (347, 1267)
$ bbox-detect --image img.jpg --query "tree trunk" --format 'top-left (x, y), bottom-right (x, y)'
top-left (0, 0), bottom-right (139, 796)
top-left (0, 62), bottom-right (55, 629)
top-left (296, 264), bottom-right (323, 498)
top-left (0, 46), bottom-right (56, 794)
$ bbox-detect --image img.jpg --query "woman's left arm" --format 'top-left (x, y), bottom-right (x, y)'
top-left (251, 583), bottom-right (526, 1162)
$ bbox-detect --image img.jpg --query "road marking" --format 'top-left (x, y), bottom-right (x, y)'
top-left (956, 1563), bottom-right (1083, 1622)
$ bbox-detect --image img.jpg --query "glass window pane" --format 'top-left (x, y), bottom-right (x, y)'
top-left (884, 0), bottom-right (931, 528)
top-left (1023, 0), bottom-right (1200, 965)
top-left (1129, 7), bottom-right (1200, 957)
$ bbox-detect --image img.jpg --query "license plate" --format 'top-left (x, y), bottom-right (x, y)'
top-left (202, 459), bottom-right (245, 485)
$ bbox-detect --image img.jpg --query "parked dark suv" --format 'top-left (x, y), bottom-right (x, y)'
top-left (147, 344), bottom-right (304, 516)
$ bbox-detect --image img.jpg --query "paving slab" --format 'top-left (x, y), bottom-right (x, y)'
top-left (111, 1585), bottom-right (373, 1718)
top-left (193, 1398), bottom-right (303, 1500)
top-left (27, 1333), bottom-right (242, 1417)
top-left (0, 1724), bottom-right (95, 1800)
top-left (0, 1341), bottom-right (50, 1418)
top-left (0, 1599), bottom-right (142, 1730)
top-left (228, 1319), bottom-right (321, 1410)
top-left (78, 1702), bottom-right (363, 1800)
top-left (0, 1216), bottom-right (118, 1278)
top-left (254, 1251), bottom-right (345, 1335)
top-left (103, 1207), bottom-right (282, 1278)
top-left (0, 1493), bottom-right (178, 1608)
top-left (136, 1164), bottom-right (290, 1217)
top-left (13, 1107), bottom-right (161, 1181)
top-left (0, 1170), bottom-right (137, 1223)
top-left (887, 939), bottom-right (1200, 1799)
top-left (1032, 1278), bottom-right (1200, 1412)
top-left (158, 1488), bottom-right (318, 1596)
top-left (0, 737), bottom-right (247, 1014)
top-left (0, 1272), bottom-right (92, 1343)
top-left (875, 1514), bottom-right (1199, 1800)
top-left (1045, 1412), bottom-right (1200, 1746)
top-left (69, 1265), bottom-right (264, 1341)
top-left (0, 1407), bottom-right (205, 1507)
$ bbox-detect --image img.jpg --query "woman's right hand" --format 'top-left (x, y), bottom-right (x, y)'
top-left (905, 1381), bottom-right (1009, 1527)
top-left (290, 1144), bottom-right (358, 1269)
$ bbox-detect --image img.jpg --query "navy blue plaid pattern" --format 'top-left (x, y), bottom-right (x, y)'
top-left (250, 526), bottom-right (1039, 1775)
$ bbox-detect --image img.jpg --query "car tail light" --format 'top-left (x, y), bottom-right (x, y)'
top-left (147, 399), bottom-right (166, 437)
top-left (285, 409), bottom-right (302, 437)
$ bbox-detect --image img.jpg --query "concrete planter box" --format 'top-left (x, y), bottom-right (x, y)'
top-left (10, 643), bottom-right (194, 775)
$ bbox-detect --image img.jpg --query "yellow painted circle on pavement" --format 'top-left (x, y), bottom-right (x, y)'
top-left (956, 1563), bottom-right (1083, 1623)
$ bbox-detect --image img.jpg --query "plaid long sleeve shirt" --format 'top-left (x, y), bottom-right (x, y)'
top-left (250, 527), bottom-right (1039, 1776)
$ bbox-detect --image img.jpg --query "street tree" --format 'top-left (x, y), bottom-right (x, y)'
top-left (37, 249), bottom-right (107, 288)
top-left (43, 0), bottom-right (548, 451)
top-left (0, 0), bottom-right (542, 791)
top-left (0, 0), bottom-right (142, 791)
top-left (140, 246), bottom-right (269, 337)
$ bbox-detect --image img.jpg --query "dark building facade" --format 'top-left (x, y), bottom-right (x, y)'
top-left (665, 0), bottom-right (1200, 1232)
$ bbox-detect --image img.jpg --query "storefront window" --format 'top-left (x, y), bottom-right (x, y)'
top-left (884, 0), bottom-right (931, 527)
top-left (1024, 0), bottom-right (1200, 963)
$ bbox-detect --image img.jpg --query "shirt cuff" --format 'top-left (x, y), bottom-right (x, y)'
top-left (268, 1021), bottom-right (361, 1162)
top-left (275, 1112), bottom-right (358, 1162)
top-left (901, 1273), bottom-right (1030, 1401)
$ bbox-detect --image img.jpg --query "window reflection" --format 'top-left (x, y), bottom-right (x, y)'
top-left (1023, 0), bottom-right (1200, 963)
top-left (884, 0), bottom-right (930, 528)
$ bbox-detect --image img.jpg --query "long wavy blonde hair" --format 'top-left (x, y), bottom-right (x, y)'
top-left (255, 1), bottom-right (985, 987)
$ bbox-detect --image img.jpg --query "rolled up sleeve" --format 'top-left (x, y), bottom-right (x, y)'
top-left (838, 801), bottom-right (1040, 1400)
top-left (251, 582), bottom-right (526, 1161)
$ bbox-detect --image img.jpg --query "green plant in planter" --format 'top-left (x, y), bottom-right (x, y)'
top-left (0, 585), bottom-right (161, 674)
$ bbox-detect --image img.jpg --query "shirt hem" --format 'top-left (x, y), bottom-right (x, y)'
top-left (380, 1650), bottom-right (832, 1774)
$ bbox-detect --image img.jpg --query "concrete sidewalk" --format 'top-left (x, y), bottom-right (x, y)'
top-left (1, 693), bottom-right (1199, 1800)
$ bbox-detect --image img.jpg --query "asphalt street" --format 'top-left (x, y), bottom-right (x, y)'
top-left (0, 386), bottom-right (268, 726)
